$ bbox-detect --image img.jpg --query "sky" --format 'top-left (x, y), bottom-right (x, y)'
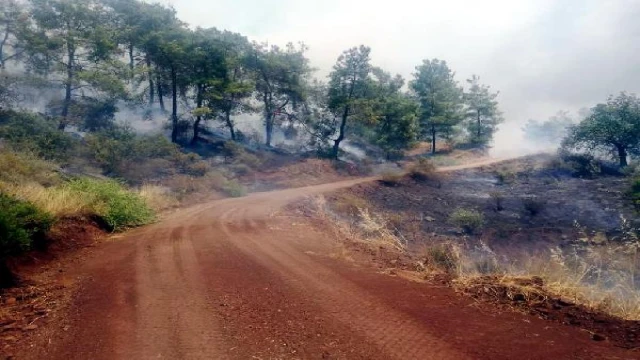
top-left (155, 0), bottom-right (640, 153)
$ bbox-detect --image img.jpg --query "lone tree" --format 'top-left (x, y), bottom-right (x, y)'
top-left (563, 92), bottom-right (640, 167)
top-left (327, 45), bottom-right (372, 159)
top-left (463, 75), bottom-right (503, 147)
top-left (410, 59), bottom-right (463, 154)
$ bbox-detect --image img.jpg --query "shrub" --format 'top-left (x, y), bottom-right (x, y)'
top-left (408, 158), bottom-right (437, 181)
top-left (68, 178), bottom-right (155, 231)
top-left (522, 197), bottom-right (545, 216)
top-left (222, 180), bottom-right (247, 198)
top-left (489, 191), bottom-right (505, 211)
top-left (422, 243), bottom-right (460, 274)
top-left (548, 153), bottom-right (604, 178)
top-left (0, 182), bottom-right (93, 218)
top-left (0, 193), bottom-right (53, 257)
top-left (0, 150), bottom-right (61, 186)
top-left (449, 209), bottom-right (484, 234)
top-left (0, 110), bottom-right (75, 161)
top-left (494, 169), bottom-right (515, 185)
top-left (137, 185), bottom-right (178, 212)
top-left (379, 171), bottom-right (403, 187)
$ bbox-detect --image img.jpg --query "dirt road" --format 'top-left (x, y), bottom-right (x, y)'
top-left (19, 166), bottom-right (637, 359)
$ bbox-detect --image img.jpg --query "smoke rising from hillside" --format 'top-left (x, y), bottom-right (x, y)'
top-left (156, 0), bottom-right (640, 156)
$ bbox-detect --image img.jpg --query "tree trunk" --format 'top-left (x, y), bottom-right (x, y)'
top-left (170, 66), bottom-right (178, 143)
top-left (225, 110), bottom-right (236, 141)
top-left (59, 47), bottom-right (75, 131)
top-left (157, 72), bottom-right (166, 112)
top-left (476, 110), bottom-right (481, 141)
top-left (431, 124), bottom-right (437, 154)
top-left (263, 93), bottom-right (273, 147)
top-left (0, 30), bottom-right (9, 70)
top-left (191, 84), bottom-right (204, 145)
top-left (265, 111), bottom-right (273, 147)
top-left (146, 57), bottom-right (155, 106)
top-left (618, 146), bottom-right (628, 167)
top-left (332, 105), bottom-right (350, 159)
top-left (128, 44), bottom-right (135, 74)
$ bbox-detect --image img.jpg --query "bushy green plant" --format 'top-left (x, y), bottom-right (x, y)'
top-left (449, 208), bottom-right (484, 234)
top-left (0, 110), bottom-right (75, 161)
top-left (68, 178), bottom-right (155, 231)
top-left (494, 170), bottom-right (515, 185)
top-left (222, 180), bottom-right (247, 198)
top-left (0, 193), bottom-right (53, 257)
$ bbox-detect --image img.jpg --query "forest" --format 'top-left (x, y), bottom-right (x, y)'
top-left (0, 0), bottom-right (504, 160)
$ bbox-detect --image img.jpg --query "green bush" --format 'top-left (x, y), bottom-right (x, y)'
top-left (449, 208), bottom-right (484, 234)
top-left (222, 180), bottom-right (247, 198)
top-left (68, 178), bottom-right (155, 231)
top-left (0, 110), bottom-right (75, 161)
top-left (494, 170), bottom-right (515, 185)
top-left (0, 193), bottom-right (53, 257)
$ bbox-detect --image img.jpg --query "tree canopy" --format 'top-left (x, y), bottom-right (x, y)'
top-left (563, 92), bottom-right (640, 167)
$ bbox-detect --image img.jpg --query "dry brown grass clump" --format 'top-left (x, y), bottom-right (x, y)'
top-left (379, 171), bottom-right (404, 187)
top-left (408, 158), bottom-right (437, 181)
top-left (0, 182), bottom-right (93, 218)
top-left (137, 185), bottom-right (178, 212)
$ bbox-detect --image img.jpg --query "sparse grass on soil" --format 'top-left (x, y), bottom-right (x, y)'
top-left (317, 157), bottom-right (640, 326)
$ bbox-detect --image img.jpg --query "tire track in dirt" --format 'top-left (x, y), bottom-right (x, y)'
top-left (16, 160), bottom-right (638, 359)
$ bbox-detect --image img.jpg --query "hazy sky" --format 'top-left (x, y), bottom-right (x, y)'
top-left (155, 0), bottom-right (640, 153)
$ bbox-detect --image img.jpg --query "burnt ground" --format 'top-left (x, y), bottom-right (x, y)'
top-left (334, 155), bottom-right (637, 250)
top-left (322, 155), bottom-right (640, 350)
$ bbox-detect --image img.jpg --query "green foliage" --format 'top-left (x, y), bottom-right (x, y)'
top-left (0, 149), bottom-right (61, 186)
top-left (548, 152), bottom-right (604, 178)
top-left (26, 0), bottom-right (126, 130)
top-left (86, 125), bottom-right (181, 179)
top-left (222, 179), bottom-right (246, 198)
top-left (254, 42), bottom-right (311, 147)
top-left (563, 92), bottom-right (640, 167)
top-left (370, 69), bottom-right (419, 157)
top-left (0, 192), bottom-right (53, 257)
top-left (67, 178), bottom-right (154, 231)
top-left (463, 75), bottom-right (503, 147)
top-left (327, 45), bottom-right (374, 158)
top-left (0, 110), bottom-right (75, 161)
top-left (410, 59), bottom-right (464, 154)
top-left (449, 208), bottom-right (484, 234)
top-left (494, 169), bottom-right (515, 185)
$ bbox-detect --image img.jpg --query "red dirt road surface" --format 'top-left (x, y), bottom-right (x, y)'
top-left (17, 170), bottom-right (639, 359)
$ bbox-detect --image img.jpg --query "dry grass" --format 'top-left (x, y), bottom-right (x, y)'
top-left (310, 195), bottom-right (406, 253)
top-left (379, 171), bottom-right (403, 187)
top-left (323, 193), bottom-right (640, 320)
top-left (137, 185), bottom-right (178, 212)
top-left (0, 181), bottom-right (94, 217)
top-left (408, 158), bottom-right (438, 181)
